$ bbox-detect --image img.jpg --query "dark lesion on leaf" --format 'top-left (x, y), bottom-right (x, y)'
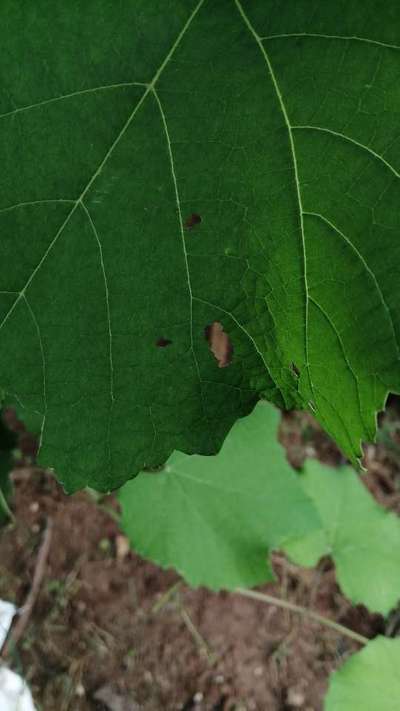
top-left (185, 213), bottom-right (201, 230)
top-left (156, 338), bottom-right (172, 348)
top-left (205, 322), bottom-right (233, 368)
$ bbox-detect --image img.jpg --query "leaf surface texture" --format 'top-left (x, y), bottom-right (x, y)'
top-left (2, 2), bottom-right (400, 488)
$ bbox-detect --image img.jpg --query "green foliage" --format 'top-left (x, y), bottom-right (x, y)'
top-left (119, 402), bottom-right (322, 588)
top-left (120, 402), bottom-right (400, 616)
top-left (4, 4), bottom-right (400, 706)
top-left (1, 2), bottom-right (400, 490)
top-left (285, 461), bottom-right (400, 615)
top-left (326, 636), bottom-right (400, 711)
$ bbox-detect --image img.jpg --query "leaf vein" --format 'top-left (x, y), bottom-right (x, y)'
top-left (152, 87), bottom-right (214, 444)
top-left (293, 125), bottom-right (400, 179)
top-left (80, 202), bottom-right (114, 402)
top-left (308, 295), bottom-right (364, 429)
top-left (0, 0), bottom-right (206, 336)
top-left (304, 210), bottom-right (399, 356)
top-left (261, 33), bottom-right (400, 52)
top-left (23, 295), bottom-right (47, 452)
top-left (0, 199), bottom-right (75, 216)
top-left (0, 82), bottom-right (148, 120)
top-left (234, 0), bottom-right (313, 401)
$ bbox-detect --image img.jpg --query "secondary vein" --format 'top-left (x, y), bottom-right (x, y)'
top-left (152, 87), bottom-right (214, 443)
top-left (260, 32), bottom-right (400, 52)
top-left (293, 124), bottom-right (400, 180)
top-left (304, 210), bottom-right (399, 357)
top-left (0, 82), bottom-right (148, 121)
top-left (80, 201), bottom-right (114, 403)
top-left (23, 295), bottom-right (47, 451)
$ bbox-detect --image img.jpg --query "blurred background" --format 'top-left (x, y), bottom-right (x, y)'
top-left (0, 398), bottom-right (399, 711)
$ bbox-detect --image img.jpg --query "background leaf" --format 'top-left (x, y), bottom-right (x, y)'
top-left (119, 402), bottom-right (322, 589)
top-left (1, 2), bottom-right (400, 488)
top-left (325, 636), bottom-right (400, 711)
top-left (284, 461), bottom-right (400, 615)
top-left (121, 402), bottom-right (400, 613)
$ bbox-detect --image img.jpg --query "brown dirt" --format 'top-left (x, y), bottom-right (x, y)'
top-left (0, 400), bottom-right (399, 711)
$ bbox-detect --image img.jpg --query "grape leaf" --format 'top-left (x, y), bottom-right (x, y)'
top-left (325, 636), bottom-right (400, 711)
top-left (285, 461), bottom-right (400, 615)
top-left (1, 2), bottom-right (400, 489)
top-left (121, 402), bottom-right (400, 609)
top-left (118, 402), bottom-right (322, 589)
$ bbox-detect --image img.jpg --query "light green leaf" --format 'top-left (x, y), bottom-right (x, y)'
top-left (285, 461), bottom-right (400, 615)
top-left (118, 402), bottom-right (322, 589)
top-left (1, 2), bottom-right (400, 489)
top-left (325, 636), bottom-right (400, 711)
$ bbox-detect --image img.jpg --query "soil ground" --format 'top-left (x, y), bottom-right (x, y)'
top-left (0, 401), bottom-right (400, 711)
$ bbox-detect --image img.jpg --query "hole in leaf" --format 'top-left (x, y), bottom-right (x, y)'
top-left (204, 321), bottom-right (233, 368)
top-left (185, 213), bottom-right (201, 229)
top-left (156, 338), bottom-right (172, 348)
top-left (290, 362), bottom-right (300, 378)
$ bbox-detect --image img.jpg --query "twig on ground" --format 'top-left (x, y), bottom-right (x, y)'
top-left (236, 587), bottom-right (369, 647)
top-left (152, 580), bottom-right (182, 615)
top-left (1, 518), bottom-right (53, 659)
top-left (179, 604), bottom-right (216, 665)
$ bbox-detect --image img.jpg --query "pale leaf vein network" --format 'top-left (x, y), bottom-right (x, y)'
top-left (0, 0), bottom-right (206, 338)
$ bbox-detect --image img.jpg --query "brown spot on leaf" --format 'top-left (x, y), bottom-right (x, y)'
top-left (156, 338), bottom-right (172, 348)
top-left (185, 213), bottom-right (201, 229)
top-left (205, 322), bottom-right (233, 368)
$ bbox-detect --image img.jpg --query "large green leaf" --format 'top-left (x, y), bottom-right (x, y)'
top-left (325, 636), bottom-right (400, 711)
top-left (119, 402), bottom-right (322, 589)
top-left (1, 2), bottom-right (400, 489)
top-left (285, 461), bottom-right (400, 615)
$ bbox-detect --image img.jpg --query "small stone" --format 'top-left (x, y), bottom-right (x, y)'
top-left (115, 534), bottom-right (130, 561)
top-left (98, 537), bottom-right (111, 553)
top-left (287, 688), bottom-right (305, 707)
top-left (75, 683), bottom-right (85, 697)
top-left (253, 666), bottom-right (263, 678)
top-left (193, 691), bottom-right (204, 703)
top-left (29, 502), bottom-right (39, 513)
